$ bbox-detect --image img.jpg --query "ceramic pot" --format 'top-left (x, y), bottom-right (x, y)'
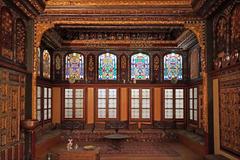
top-left (213, 58), bottom-right (221, 70)
top-left (21, 119), bottom-right (38, 130)
top-left (222, 55), bottom-right (230, 68)
top-left (230, 49), bottom-right (239, 65)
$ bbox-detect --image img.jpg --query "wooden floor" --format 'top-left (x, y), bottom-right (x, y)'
top-left (38, 142), bottom-right (203, 160)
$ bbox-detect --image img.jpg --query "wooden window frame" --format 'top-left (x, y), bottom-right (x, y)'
top-left (189, 87), bottom-right (198, 123)
top-left (163, 88), bottom-right (185, 120)
top-left (36, 86), bottom-right (52, 124)
top-left (95, 88), bottom-right (119, 121)
top-left (63, 88), bottom-right (85, 120)
top-left (129, 88), bottom-right (152, 122)
top-left (36, 86), bottom-right (42, 121)
top-left (43, 87), bottom-right (52, 121)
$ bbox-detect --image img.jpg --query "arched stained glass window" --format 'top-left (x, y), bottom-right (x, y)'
top-left (131, 53), bottom-right (150, 80)
top-left (65, 53), bottom-right (84, 80)
top-left (164, 53), bottom-right (182, 80)
top-left (43, 50), bottom-right (51, 79)
top-left (98, 53), bottom-right (117, 80)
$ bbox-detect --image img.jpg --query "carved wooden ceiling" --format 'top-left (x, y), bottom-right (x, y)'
top-left (43, 0), bottom-right (195, 16)
top-left (42, 25), bottom-right (196, 50)
top-left (45, 0), bottom-right (192, 6)
top-left (55, 26), bottom-right (186, 41)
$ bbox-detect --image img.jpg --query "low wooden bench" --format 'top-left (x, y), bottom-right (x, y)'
top-left (53, 147), bottom-right (100, 160)
top-left (176, 129), bottom-right (206, 156)
top-left (204, 154), bottom-right (230, 160)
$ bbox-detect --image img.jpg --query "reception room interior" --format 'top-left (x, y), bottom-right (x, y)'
top-left (0, 0), bottom-right (240, 159)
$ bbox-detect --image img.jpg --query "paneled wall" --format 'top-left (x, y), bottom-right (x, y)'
top-left (0, 68), bottom-right (25, 160)
top-left (213, 68), bottom-right (240, 159)
top-left (0, 1), bottom-right (28, 160)
top-left (212, 1), bottom-right (240, 159)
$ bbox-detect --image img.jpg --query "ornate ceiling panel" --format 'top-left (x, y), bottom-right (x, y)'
top-left (45, 0), bottom-right (192, 7)
top-left (42, 25), bottom-right (189, 49)
top-left (55, 26), bottom-right (186, 41)
top-left (43, 0), bottom-right (195, 16)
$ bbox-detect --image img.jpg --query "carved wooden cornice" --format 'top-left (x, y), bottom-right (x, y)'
top-left (43, 0), bottom-right (196, 17)
top-left (61, 40), bottom-right (178, 49)
top-left (177, 30), bottom-right (198, 50)
top-left (193, 0), bottom-right (228, 18)
top-left (43, 6), bottom-right (194, 16)
top-left (36, 15), bottom-right (203, 24)
top-left (45, 0), bottom-right (192, 7)
top-left (11, 0), bottom-right (45, 18)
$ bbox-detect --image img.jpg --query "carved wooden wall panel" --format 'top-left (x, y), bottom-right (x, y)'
top-left (120, 54), bottom-right (128, 82)
top-left (0, 68), bottom-right (25, 160)
top-left (219, 69), bottom-right (240, 156)
top-left (213, 2), bottom-right (240, 71)
top-left (230, 4), bottom-right (240, 51)
top-left (153, 54), bottom-right (160, 81)
top-left (87, 54), bottom-right (96, 81)
top-left (1, 7), bottom-right (14, 60)
top-left (215, 16), bottom-right (227, 55)
top-left (190, 46), bottom-right (200, 79)
top-left (55, 54), bottom-right (62, 80)
top-left (16, 19), bottom-right (26, 64)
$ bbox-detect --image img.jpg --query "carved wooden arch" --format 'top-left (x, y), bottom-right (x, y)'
top-left (32, 20), bottom-right (208, 133)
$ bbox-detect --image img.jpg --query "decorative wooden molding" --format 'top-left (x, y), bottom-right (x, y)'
top-left (45, 0), bottom-right (192, 6)
top-left (12, 0), bottom-right (45, 18)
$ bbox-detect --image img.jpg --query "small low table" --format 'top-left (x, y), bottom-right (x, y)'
top-left (104, 134), bottom-right (129, 151)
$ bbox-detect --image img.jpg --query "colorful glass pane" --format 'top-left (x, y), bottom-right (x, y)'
top-left (65, 53), bottom-right (84, 80)
top-left (98, 53), bottom-right (117, 80)
top-left (164, 53), bottom-right (182, 80)
top-left (43, 50), bottom-right (51, 79)
top-left (131, 53), bottom-right (150, 80)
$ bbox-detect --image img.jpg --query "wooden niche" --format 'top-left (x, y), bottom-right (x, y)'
top-left (231, 4), bottom-right (240, 51)
top-left (16, 18), bottom-right (26, 65)
top-left (1, 7), bottom-right (14, 60)
top-left (87, 54), bottom-right (96, 82)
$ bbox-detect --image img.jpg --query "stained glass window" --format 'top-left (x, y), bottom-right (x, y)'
top-left (43, 50), bottom-right (51, 79)
top-left (65, 53), bottom-right (84, 80)
top-left (130, 89), bottom-right (151, 120)
top-left (97, 88), bottom-right (117, 119)
top-left (131, 53), bottom-right (150, 80)
top-left (98, 53), bottom-right (117, 80)
top-left (64, 88), bottom-right (84, 119)
top-left (164, 53), bottom-right (182, 80)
